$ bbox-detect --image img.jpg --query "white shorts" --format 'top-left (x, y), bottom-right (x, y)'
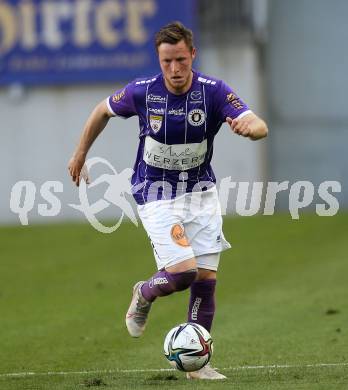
top-left (137, 186), bottom-right (231, 271)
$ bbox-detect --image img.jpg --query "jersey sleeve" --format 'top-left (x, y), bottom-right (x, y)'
top-left (106, 82), bottom-right (137, 118)
top-left (214, 80), bottom-right (252, 122)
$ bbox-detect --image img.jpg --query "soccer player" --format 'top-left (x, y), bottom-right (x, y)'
top-left (68, 21), bottom-right (268, 380)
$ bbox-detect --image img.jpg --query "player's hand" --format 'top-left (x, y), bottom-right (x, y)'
top-left (68, 153), bottom-right (90, 187)
top-left (226, 116), bottom-right (251, 138)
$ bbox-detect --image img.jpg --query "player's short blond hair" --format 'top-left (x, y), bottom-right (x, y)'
top-left (155, 21), bottom-right (194, 52)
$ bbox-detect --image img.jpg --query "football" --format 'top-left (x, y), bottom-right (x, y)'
top-left (163, 322), bottom-right (213, 372)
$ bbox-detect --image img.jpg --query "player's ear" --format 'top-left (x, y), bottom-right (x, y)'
top-left (191, 47), bottom-right (196, 60)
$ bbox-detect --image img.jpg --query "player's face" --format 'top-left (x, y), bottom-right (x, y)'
top-left (158, 40), bottom-right (196, 95)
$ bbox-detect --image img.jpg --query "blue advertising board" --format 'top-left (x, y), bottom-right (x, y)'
top-left (0, 0), bottom-right (195, 85)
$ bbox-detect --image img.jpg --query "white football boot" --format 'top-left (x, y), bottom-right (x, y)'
top-left (186, 364), bottom-right (227, 380)
top-left (125, 281), bottom-right (152, 337)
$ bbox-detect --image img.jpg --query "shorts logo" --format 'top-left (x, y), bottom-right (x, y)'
top-left (171, 224), bottom-right (190, 247)
top-left (188, 109), bottom-right (206, 127)
top-left (149, 115), bottom-right (163, 133)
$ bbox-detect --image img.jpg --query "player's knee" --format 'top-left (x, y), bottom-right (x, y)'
top-left (173, 269), bottom-right (198, 291)
top-left (197, 268), bottom-right (217, 281)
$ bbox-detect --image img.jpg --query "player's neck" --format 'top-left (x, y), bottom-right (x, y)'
top-left (164, 70), bottom-right (194, 95)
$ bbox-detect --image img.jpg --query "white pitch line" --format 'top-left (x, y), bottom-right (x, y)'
top-left (1, 362), bottom-right (347, 379)
top-left (221, 362), bottom-right (348, 370)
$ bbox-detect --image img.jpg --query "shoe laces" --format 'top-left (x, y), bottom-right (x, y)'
top-left (133, 291), bottom-right (151, 326)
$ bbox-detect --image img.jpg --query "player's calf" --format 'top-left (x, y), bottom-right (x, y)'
top-left (187, 278), bottom-right (216, 332)
top-left (141, 268), bottom-right (198, 302)
top-left (126, 269), bottom-right (197, 337)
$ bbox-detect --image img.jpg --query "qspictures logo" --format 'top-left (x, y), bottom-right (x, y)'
top-left (9, 157), bottom-right (342, 233)
top-left (9, 157), bottom-right (143, 233)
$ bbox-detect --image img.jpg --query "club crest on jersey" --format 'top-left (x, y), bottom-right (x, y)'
top-left (149, 114), bottom-right (163, 133)
top-left (188, 109), bottom-right (206, 126)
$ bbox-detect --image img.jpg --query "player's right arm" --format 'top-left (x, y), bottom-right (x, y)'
top-left (68, 100), bottom-right (113, 187)
top-left (68, 83), bottom-right (137, 186)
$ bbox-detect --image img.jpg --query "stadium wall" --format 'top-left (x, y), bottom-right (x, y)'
top-left (266, 0), bottom-right (347, 210)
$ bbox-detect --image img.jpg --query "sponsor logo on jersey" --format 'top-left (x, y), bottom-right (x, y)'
top-left (112, 89), bottom-right (125, 103)
top-left (226, 93), bottom-right (244, 110)
top-left (149, 115), bottom-right (163, 133)
top-left (171, 224), bottom-right (190, 247)
top-left (143, 137), bottom-right (207, 171)
top-left (191, 297), bottom-right (202, 320)
top-left (188, 109), bottom-right (206, 126)
top-left (168, 107), bottom-right (185, 116)
top-left (190, 91), bottom-right (202, 100)
top-left (190, 90), bottom-right (203, 103)
top-left (147, 94), bottom-right (166, 103)
top-left (148, 107), bottom-right (165, 115)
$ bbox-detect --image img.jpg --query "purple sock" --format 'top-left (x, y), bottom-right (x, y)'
top-left (141, 269), bottom-right (197, 302)
top-left (187, 279), bottom-right (216, 332)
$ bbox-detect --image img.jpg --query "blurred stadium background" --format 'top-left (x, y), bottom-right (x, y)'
top-left (1, 1), bottom-right (347, 388)
top-left (1, 0), bottom-right (346, 224)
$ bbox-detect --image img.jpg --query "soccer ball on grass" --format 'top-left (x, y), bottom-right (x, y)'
top-left (163, 322), bottom-right (213, 372)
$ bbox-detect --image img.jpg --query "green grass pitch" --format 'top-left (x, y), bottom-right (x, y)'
top-left (0, 213), bottom-right (347, 389)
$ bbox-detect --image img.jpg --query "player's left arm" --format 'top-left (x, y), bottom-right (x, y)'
top-left (226, 112), bottom-right (268, 140)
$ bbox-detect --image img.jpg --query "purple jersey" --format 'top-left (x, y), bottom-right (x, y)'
top-left (107, 70), bottom-right (251, 205)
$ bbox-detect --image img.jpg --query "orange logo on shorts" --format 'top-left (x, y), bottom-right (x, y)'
top-left (171, 224), bottom-right (190, 247)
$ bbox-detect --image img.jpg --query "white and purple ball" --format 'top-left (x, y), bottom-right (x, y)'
top-left (163, 322), bottom-right (213, 372)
